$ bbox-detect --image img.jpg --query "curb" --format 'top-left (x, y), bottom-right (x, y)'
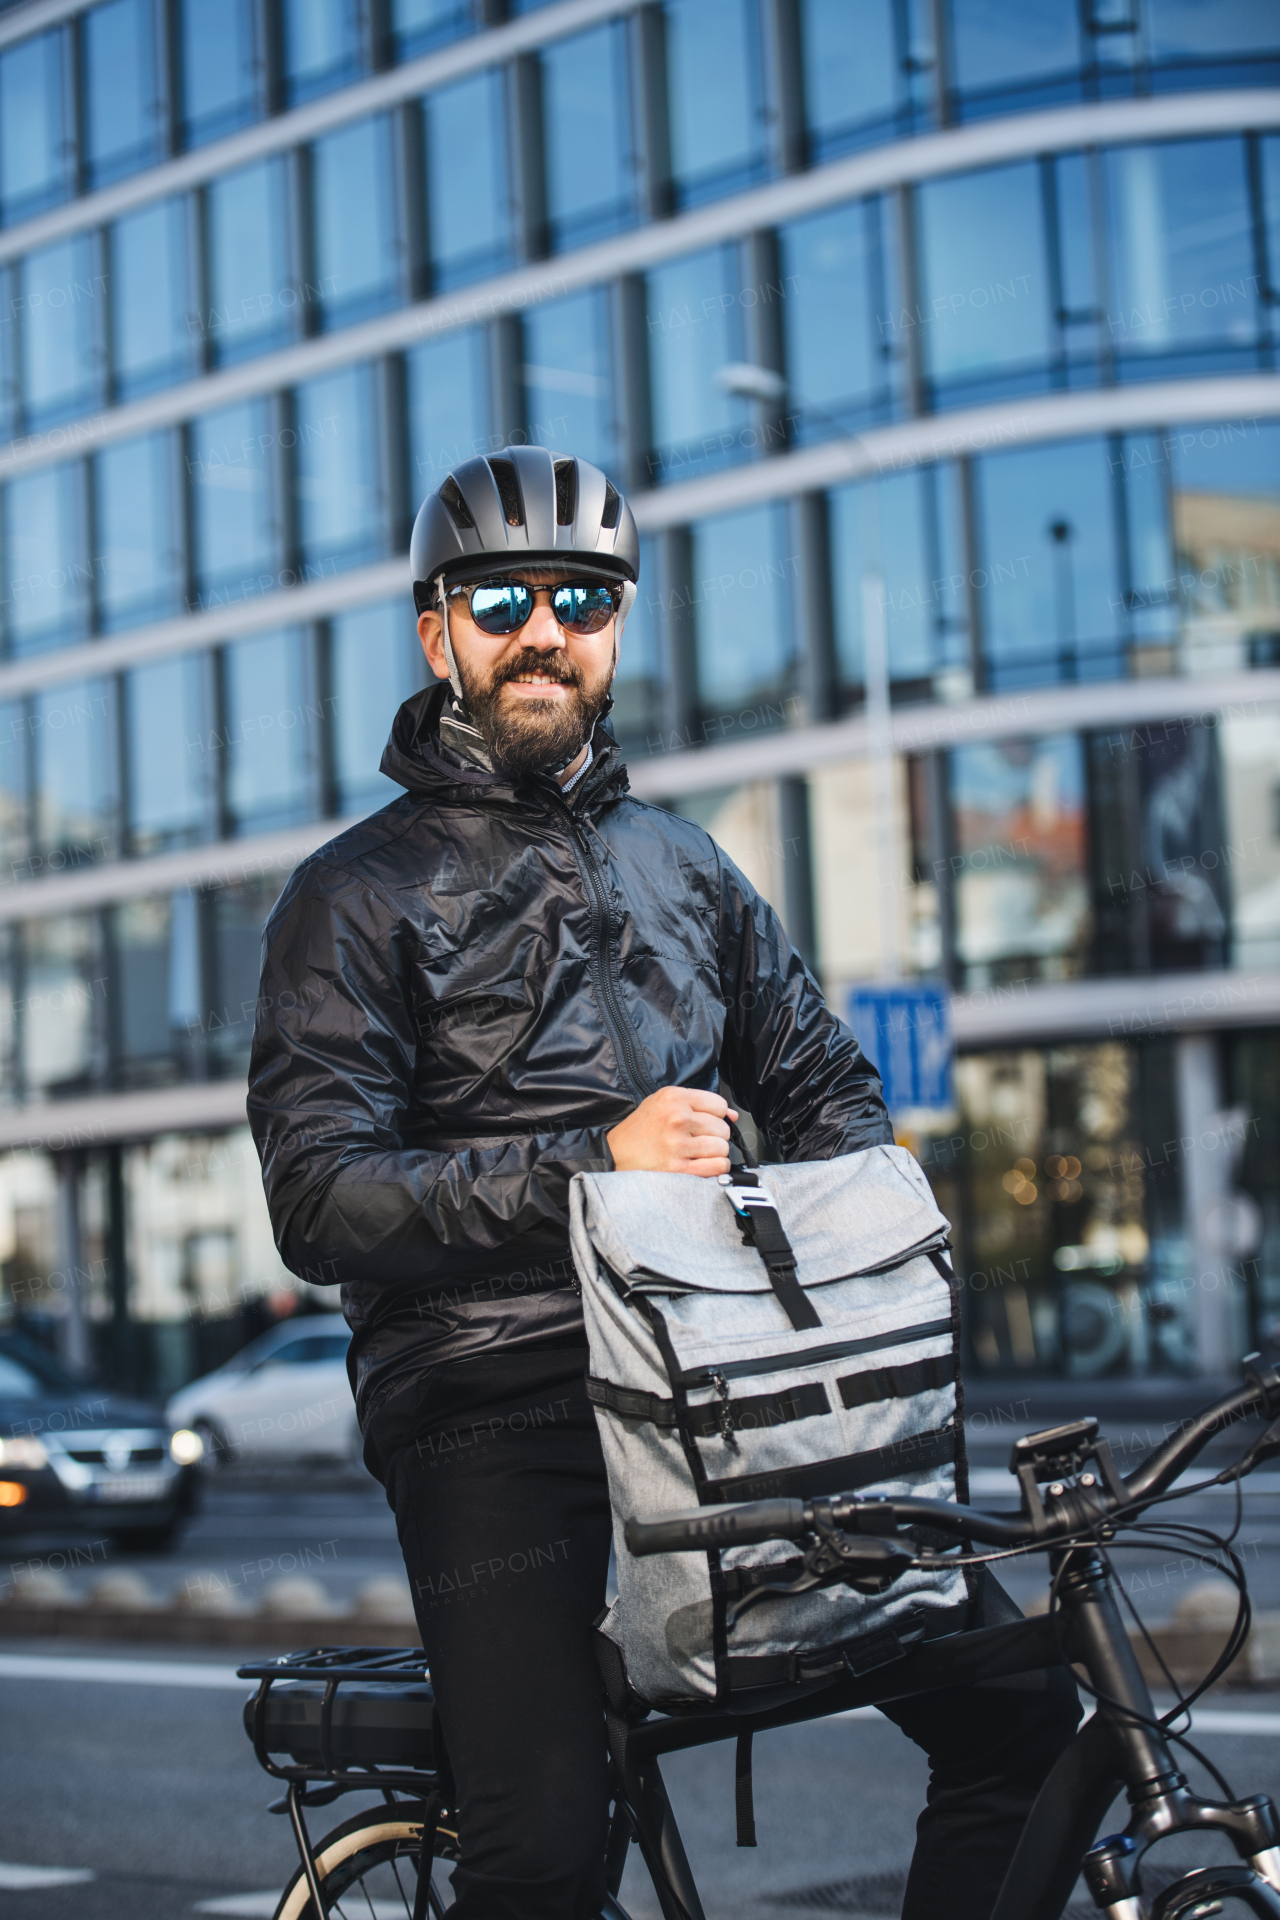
top-left (0, 1606), bottom-right (420, 1648)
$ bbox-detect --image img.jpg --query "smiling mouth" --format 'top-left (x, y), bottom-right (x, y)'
top-left (504, 671), bottom-right (572, 692)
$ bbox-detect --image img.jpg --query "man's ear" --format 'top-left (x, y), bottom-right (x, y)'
top-left (418, 609), bottom-right (448, 681)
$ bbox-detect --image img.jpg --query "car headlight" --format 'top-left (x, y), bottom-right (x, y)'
top-left (169, 1428), bottom-right (204, 1466)
top-left (0, 1436), bottom-right (48, 1469)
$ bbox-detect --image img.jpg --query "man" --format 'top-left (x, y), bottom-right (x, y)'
top-left (249, 446), bottom-right (1077, 1920)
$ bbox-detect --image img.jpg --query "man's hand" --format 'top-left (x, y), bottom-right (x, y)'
top-left (606, 1087), bottom-right (739, 1177)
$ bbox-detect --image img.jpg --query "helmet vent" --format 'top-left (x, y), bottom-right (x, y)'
top-left (601, 480), bottom-right (621, 530)
top-left (489, 458), bottom-right (524, 528)
top-left (553, 458), bottom-right (577, 526)
top-left (439, 475), bottom-right (475, 530)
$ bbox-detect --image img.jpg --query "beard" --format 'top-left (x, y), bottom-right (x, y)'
top-left (456, 644), bottom-right (613, 779)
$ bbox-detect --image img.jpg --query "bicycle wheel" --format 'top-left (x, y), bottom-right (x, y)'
top-left (272, 1799), bottom-right (460, 1919)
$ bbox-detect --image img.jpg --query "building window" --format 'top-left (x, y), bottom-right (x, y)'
top-left (0, 29), bottom-right (70, 227)
top-left (781, 199), bottom-right (896, 437)
top-left (798, 0), bottom-right (912, 160)
top-left (541, 23), bottom-right (635, 252)
top-left (293, 364), bottom-right (386, 575)
top-left (0, 699), bottom-right (25, 879)
top-left (110, 896), bottom-right (185, 1088)
top-left (188, 399), bottom-right (281, 609)
top-left (916, 159), bottom-right (1053, 409)
top-left (80, 0), bottom-right (165, 190)
top-left (329, 601), bottom-right (424, 816)
top-left (109, 197), bottom-right (198, 402)
top-left (664, 0), bottom-right (768, 207)
top-left (282, 0), bottom-right (366, 106)
top-left (1104, 139), bottom-right (1260, 379)
top-left (393, 0), bottom-right (473, 60)
top-left (828, 470), bottom-right (969, 703)
top-left (219, 628), bottom-right (320, 838)
top-left (93, 433), bottom-right (184, 633)
top-left (19, 914), bottom-right (103, 1098)
top-left (945, 0), bottom-right (1081, 117)
top-left (522, 290), bottom-right (617, 472)
top-left (125, 655), bottom-right (211, 856)
top-left (30, 678), bottom-right (117, 870)
top-left (611, 533), bottom-right (662, 752)
top-left (18, 237), bottom-right (105, 431)
top-left (1166, 417), bottom-right (1280, 670)
top-left (690, 504), bottom-right (795, 736)
top-left (311, 116), bottom-right (403, 331)
top-left (204, 158), bottom-right (293, 367)
top-left (177, 0), bottom-right (261, 149)
top-left (208, 879), bottom-right (285, 1072)
top-left (973, 437), bottom-right (1128, 688)
top-left (406, 329), bottom-right (490, 502)
top-left (3, 465), bottom-right (89, 659)
top-left (645, 247), bottom-right (751, 485)
top-left (423, 71), bottom-right (512, 290)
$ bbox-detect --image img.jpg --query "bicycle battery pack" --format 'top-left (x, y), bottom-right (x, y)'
top-left (569, 1144), bottom-right (968, 1707)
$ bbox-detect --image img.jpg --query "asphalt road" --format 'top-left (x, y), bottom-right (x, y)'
top-left (5, 1648), bottom-right (1280, 1919)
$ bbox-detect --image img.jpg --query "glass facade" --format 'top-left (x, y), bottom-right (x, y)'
top-left (0, 0), bottom-right (1276, 1391)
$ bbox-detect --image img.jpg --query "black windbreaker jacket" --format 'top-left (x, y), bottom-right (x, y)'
top-left (248, 683), bottom-right (892, 1415)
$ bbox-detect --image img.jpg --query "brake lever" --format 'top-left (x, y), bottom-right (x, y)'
top-left (724, 1530), bottom-right (917, 1629)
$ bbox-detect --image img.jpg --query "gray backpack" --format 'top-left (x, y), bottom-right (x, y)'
top-left (568, 1144), bottom-right (969, 1706)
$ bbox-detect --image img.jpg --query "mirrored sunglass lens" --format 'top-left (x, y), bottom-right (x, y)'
top-left (470, 584), bottom-right (532, 633)
top-left (553, 584), bottom-right (615, 632)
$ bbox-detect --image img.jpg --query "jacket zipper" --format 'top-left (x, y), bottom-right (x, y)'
top-left (678, 1316), bottom-right (954, 1389)
top-left (546, 788), bottom-right (653, 1104)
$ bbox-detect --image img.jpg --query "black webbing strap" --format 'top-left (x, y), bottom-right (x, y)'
top-left (585, 1376), bottom-right (681, 1427)
top-left (587, 1375), bottom-right (832, 1435)
top-left (837, 1354), bottom-right (951, 1412)
top-left (722, 1165), bottom-right (821, 1333)
top-left (735, 1729), bottom-right (756, 1847)
top-left (701, 1423), bottom-right (956, 1505)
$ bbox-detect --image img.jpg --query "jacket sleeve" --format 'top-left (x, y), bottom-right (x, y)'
top-left (713, 847), bottom-right (894, 1161)
top-left (247, 863), bottom-right (615, 1288)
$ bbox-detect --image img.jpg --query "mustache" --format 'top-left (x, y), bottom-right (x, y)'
top-left (491, 649), bottom-right (584, 690)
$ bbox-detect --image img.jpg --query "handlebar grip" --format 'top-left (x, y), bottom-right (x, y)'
top-left (624, 1498), bottom-right (808, 1556)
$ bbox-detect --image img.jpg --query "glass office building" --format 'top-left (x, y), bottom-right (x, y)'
top-left (0, 0), bottom-right (1277, 1388)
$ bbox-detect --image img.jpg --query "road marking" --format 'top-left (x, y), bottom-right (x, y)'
top-left (193, 1900), bottom-right (281, 1917)
top-left (0, 1863), bottom-right (95, 1889)
top-left (0, 1653), bottom-right (249, 1689)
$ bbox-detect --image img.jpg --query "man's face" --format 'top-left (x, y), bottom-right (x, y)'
top-left (418, 567), bottom-right (617, 778)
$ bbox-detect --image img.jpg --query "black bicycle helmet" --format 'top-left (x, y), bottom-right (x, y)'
top-left (410, 446), bottom-right (639, 614)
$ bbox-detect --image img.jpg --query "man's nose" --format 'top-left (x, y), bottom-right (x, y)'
top-left (520, 601), bottom-right (567, 648)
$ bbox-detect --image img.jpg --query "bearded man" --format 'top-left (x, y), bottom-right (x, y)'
top-left (248, 446), bottom-right (1078, 1920)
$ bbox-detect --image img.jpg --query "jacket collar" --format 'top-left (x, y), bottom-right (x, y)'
top-left (380, 681), bottom-right (629, 813)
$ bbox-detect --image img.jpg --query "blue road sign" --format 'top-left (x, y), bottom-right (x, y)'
top-left (847, 981), bottom-right (953, 1113)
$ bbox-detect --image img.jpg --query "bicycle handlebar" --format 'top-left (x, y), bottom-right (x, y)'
top-left (624, 1362), bottom-right (1280, 1560)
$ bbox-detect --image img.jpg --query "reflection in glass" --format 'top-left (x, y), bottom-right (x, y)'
top-left (610, 536), bottom-right (662, 750)
top-left (20, 238), bottom-right (104, 428)
top-left (330, 602), bottom-right (424, 814)
top-left (406, 330), bottom-right (489, 502)
top-left (110, 199), bottom-right (197, 400)
top-left (394, 0), bottom-right (472, 57)
top-left (205, 159), bottom-right (292, 366)
top-left (951, 735), bottom-right (1090, 985)
top-left (179, 0), bottom-right (260, 148)
top-left (1167, 419), bottom-right (1280, 670)
top-left (646, 249), bottom-right (748, 484)
top-left (1146, 0), bottom-right (1280, 61)
top-left (947, 0), bottom-right (1079, 106)
top-left (0, 30), bottom-right (69, 225)
top-left (542, 24), bottom-right (634, 250)
top-left (691, 506), bottom-right (793, 729)
top-left (220, 629), bottom-right (319, 837)
top-left (94, 434), bottom-right (183, 632)
top-left (522, 292), bottom-right (616, 471)
top-left (0, 700), bottom-right (25, 875)
top-left (3, 466), bottom-right (89, 657)
top-left (82, 0), bottom-right (163, 188)
top-left (312, 116), bottom-right (402, 329)
top-left (125, 656), bottom-right (211, 856)
top-left (1105, 140), bottom-right (1258, 377)
top-left (975, 437), bottom-right (1126, 686)
top-left (781, 200), bottom-right (892, 437)
top-left (829, 471), bottom-right (969, 698)
top-left (21, 916), bottom-right (102, 1097)
top-left (424, 74), bottom-right (511, 289)
top-left (665, 0), bottom-right (766, 206)
top-left (189, 400), bottom-right (279, 606)
top-left (112, 896), bottom-right (184, 1087)
top-left (31, 679), bottom-right (116, 864)
top-left (210, 880), bottom-right (285, 1071)
top-left (294, 365), bottom-right (385, 574)
top-left (916, 161), bottom-right (1051, 404)
top-left (283, 0), bottom-right (364, 103)
top-left (799, 0), bottom-right (901, 159)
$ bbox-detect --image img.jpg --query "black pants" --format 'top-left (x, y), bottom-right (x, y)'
top-left (374, 1346), bottom-right (1080, 1920)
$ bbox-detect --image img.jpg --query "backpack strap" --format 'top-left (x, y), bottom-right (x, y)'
top-left (718, 1164), bottom-right (822, 1333)
top-left (735, 1729), bottom-right (756, 1847)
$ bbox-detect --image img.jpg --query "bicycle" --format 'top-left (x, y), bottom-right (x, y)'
top-left (239, 1352), bottom-right (1280, 1919)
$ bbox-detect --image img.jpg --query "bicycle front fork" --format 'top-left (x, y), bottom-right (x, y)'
top-left (1053, 1546), bottom-right (1280, 1917)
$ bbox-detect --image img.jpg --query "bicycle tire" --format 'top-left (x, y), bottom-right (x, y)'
top-left (271, 1799), bottom-right (460, 1919)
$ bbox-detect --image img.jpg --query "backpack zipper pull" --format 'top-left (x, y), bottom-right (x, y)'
top-left (711, 1370), bottom-right (738, 1448)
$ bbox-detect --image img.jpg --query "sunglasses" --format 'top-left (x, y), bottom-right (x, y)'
top-left (448, 577), bottom-right (622, 637)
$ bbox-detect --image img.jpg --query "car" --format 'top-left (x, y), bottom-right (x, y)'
top-left (0, 1332), bottom-right (202, 1550)
top-left (165, 1315), bottom-right (358, 1469)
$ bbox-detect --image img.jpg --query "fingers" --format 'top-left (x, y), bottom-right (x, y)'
top-left (685, 1088), bottom-right (731, 1116)
top-left (687, 1155), bottom-right (732, 1178)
